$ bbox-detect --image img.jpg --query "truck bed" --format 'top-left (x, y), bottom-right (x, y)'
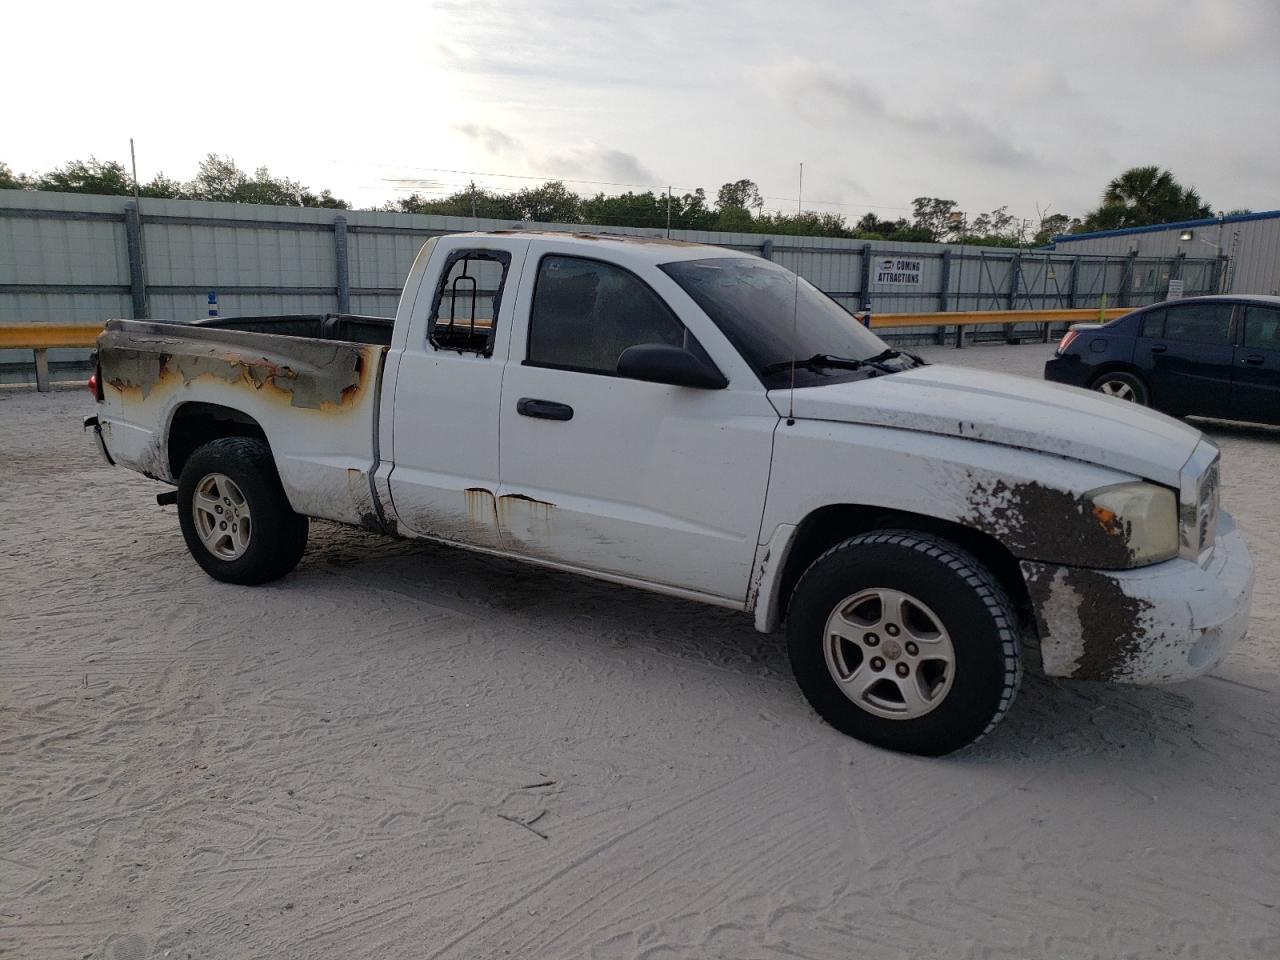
top-left (95, 317), bottom-right (390, 529)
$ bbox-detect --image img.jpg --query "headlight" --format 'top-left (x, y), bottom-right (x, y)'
top-left (1087, 481), bottom-right (1179, 566)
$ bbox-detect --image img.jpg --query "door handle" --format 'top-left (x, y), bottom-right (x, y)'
top-left (517, 397), bottom-right (574, 421)
top-left (1243, 354), bottom-right (1265, 365)
top-left (1150, 344), bottom-right (1168, 354)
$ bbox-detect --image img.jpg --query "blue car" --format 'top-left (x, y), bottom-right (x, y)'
top-left (1044, 295), bottom-right (1280, 426)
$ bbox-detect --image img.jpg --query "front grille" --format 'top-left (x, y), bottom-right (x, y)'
top-left (1197, 460), bottom-right (1220, 555)
top-left (1179, 441), bottom-right (1221, 563)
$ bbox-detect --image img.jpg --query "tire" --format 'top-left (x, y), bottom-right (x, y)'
top-left (1091, 370), bottom-right (1149, 405)
top-left (786, 531), bottom-right (1021, 756)
top-left (177, 437), bottom-right (308, 585)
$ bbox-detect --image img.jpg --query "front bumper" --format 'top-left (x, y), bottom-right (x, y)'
top-left (1043, 354), bottom-right (1093, 388)
top-left (1021, 510), bottom-right (1254, 683)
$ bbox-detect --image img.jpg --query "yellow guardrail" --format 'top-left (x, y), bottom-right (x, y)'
top-left (0, 322), bottom-right (105, 391)
top-left (2, 307), bottom-right (1131, 391)
top-left (0, 322), bottom-right (105, 350)
top-left (866, 307), bottom-right (1129, 330)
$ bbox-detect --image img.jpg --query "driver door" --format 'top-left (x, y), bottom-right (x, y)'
top-left (496, 245), bottom-right (778, 602)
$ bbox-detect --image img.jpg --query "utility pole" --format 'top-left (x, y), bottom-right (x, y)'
top-left (666, 186), bottom-right (672, 238)
top-left (129, 138), bottom-right (142, 208)
top-left (128, 138), bottom-right (150, 318)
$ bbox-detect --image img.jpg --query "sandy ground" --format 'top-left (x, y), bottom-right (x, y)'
top-left (2, 342), bottom-right (1278, 960)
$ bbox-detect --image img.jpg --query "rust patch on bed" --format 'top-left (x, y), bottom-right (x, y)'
top-left (98, 320), bottom-right (381, 411)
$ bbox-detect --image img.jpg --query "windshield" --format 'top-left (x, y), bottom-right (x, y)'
top-left (660, 256), bottom-right (900, 388)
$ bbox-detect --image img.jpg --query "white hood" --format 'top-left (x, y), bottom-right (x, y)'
top-left (771, 364), bottom-right (1202, 487)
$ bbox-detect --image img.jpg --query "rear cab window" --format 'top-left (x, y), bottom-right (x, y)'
top-left (428, 250), bottom-right (511, 356)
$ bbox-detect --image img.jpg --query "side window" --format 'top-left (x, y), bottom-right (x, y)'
top-left (1162, 303), bottom-right (1233, 345)
top-left (1243, 305), bottom-right (1280, 350)
top-left (428, 250), bottom-right (511, 356)
top-left (527, 255), bottom-right (707, 375)
top-left (1140, 308), bottom-right (1166, 338)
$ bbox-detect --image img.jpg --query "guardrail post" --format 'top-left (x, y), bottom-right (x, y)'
top-left (123, 202), bottom-right (148, 319)
top-left (334, 215), bottom-right (351, 314)
top-left (935, 249), bottom-right (952, 344)
top-left (34, 348), bottom-right (51, 392)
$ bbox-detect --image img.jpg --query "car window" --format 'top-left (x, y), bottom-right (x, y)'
top-left (428, 250), bottom-right (511, 355)
top-left (1140, 308), bottom-right (1166, 338)
top-left (1243, 305), bottom-right (1280, 350)
top-left (527, 255), bottom-right (708, 375)
top-left (1161, 303), bottom-right (1233, 346)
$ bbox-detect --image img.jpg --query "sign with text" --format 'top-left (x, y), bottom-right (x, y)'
top-left (875, 256), bottom-right (923, 286)
top-left (1167, 279), bottom-right (1185, 300)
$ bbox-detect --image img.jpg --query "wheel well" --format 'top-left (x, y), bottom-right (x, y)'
top-left (1086, 362), bottom-right (1144, 387)
top-left (775, 505), bottom-right (1033, 632)
top-left (168, 403), bottom-right (269, 479)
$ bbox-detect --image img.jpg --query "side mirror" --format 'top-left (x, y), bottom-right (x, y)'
top-left (617, 343), bottom-right (729, 390)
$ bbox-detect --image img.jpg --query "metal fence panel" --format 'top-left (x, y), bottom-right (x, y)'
top-left (1, 188), bottom-right (1224, 379)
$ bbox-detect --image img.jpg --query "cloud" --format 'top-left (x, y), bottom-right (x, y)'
top-left (785, 66), bottom-right (1037, 170)
top-left (541, 144), bottom-right (659, 187)
top-left (453, 123), bottom-right (519, 156)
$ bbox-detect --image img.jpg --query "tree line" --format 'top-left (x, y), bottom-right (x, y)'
top-left (1, 155), bottom-right (1236, 247)
top-left (0, 155), bottom-right (349, 208)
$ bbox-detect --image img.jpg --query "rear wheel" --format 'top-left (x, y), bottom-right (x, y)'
top-left (177, 437), bottom-right (308, 585)
top-left (786, 531), bottom-right (1021, 756)
top-left (1091, 370), bottom-right (1149, 405)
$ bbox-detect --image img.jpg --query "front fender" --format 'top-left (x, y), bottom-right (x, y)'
top-left (751, 420), bottom-right (1139, 631)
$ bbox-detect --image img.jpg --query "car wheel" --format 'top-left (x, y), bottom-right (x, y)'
top-left (786, 530), bottom-right (1021, 756)
top-left (177, 437), bottom-right (308, 585)
top-left (1091, 371), bottom-right (1149, 405)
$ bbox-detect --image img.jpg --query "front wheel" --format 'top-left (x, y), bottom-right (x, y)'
top-left (177, 437), bottom-right (308, 585)
top-left (786, 531), bottom-right (1021, 756)
top-left (1091, 370), bottom-right (1149, 405)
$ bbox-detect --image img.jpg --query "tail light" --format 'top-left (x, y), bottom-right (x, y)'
top-left (1057, 329), bottom-right (1081, 355)
top-left (87, 351), bottom-right (103, 401)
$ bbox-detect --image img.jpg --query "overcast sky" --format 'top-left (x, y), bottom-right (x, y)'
top-left (4, 0), bottom-right (1277, 224)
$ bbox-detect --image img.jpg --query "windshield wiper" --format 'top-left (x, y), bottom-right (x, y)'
top-left (862, 348), bottom-right (927, 368)
top-left (760, 353), bottom-right (878, 376)
top-left (762, 351), bottom-right (913, 376)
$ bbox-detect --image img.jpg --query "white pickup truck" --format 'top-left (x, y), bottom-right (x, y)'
top-left (86, 232), bottom-right (1255, 755)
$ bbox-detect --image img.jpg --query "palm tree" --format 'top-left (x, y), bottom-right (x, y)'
top-left (1083, 166), bottom-right (1212, 230)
